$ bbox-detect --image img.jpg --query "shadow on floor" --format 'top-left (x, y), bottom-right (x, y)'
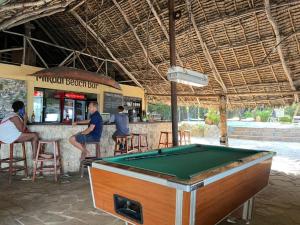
top-left (1, 170), bottom-right (299, 225)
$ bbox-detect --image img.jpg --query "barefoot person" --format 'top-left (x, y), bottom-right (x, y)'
top-left (69, 102), bottom-right (103, 160)
top-left (0, 101), bottom-right (39, 156)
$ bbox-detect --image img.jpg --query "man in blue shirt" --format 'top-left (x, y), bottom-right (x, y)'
top-left (110, 106), bottom-right (130, 150)
top-left (110, 106), bottom-right (130, 142)
top-left (69, 102), bottom-right (103, 160)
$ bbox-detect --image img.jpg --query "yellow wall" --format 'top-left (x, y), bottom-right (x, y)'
top-left (0, 63), bottom-right (145, 116)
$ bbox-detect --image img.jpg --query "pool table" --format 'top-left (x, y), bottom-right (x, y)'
top-left (89, 144), bottom-right (275, 225)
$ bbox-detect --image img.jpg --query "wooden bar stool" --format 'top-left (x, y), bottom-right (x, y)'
top-left (114, 135), bottom-right (134, 156)
top-left (158, 131), bottom-right (172, 148)
top-left (32, 140), bottom-right (63, 182)
top-left (131, 133), bottom-right (149, 152)
top-left (0, 141), bottom-right (28, 184)
top-left (80, 142), bottom-right (101, 178)
top-left (179, 130), bottom-right (191, 145)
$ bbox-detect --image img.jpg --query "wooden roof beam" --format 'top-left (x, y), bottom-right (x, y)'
top-left (147, 90), bottom-right (300, 97)
top-left (70, 10), bottom-right (143, 88)
top-left (0, 0), bottom-right (75, 30)
top-left (265, 0), bottom-right (299, 103)
top-left (0, 0), bottom-right (52, 13)
top-left (185, 0), bottom-right (227, 93)
top-left (112, 0), bottom-right (167, 82)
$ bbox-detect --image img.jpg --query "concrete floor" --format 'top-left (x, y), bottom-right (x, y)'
top-left (0, 138), bottom-right (299, 225)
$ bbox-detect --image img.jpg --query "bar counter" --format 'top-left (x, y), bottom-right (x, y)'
top-left (0, 122), bottom-right (171, 173)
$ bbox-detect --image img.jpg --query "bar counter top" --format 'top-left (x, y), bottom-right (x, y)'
top-left (27, 121), bottom-right (171, 126)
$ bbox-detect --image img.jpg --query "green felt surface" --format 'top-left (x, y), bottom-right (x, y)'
top-left (103, 144), bottom-right (264, 180)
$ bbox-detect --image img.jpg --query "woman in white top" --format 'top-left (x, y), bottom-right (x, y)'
top-left (0, 101), bottom-right (38, 155)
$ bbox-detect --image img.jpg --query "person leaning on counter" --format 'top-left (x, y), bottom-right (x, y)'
top-left (69, 102), bottom-right (103, 160)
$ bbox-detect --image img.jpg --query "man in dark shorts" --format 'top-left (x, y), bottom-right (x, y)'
top-left (69, 102), bottom-right (103, 160)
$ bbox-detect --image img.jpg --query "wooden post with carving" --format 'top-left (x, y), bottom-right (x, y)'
top-left (219, 95), bottom-right (228, 145)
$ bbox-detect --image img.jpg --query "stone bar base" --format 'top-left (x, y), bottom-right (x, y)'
top-left (0, 122), bottom-right (171, 173)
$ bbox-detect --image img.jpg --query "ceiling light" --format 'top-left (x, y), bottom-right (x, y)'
top-left (167, 66), bottom-right (208, 87)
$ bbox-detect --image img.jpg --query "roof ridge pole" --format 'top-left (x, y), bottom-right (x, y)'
top-left (169, 0), bottom-right (179, 147)
top-left (265, 0), bottom-right (299, 103)
top-left (70, 10), bottom-right (143, 88)
top-left (185, 0), bottom-right (227, 93)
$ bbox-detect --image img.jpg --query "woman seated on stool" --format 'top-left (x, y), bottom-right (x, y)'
top-left (69, 102), bottom-right (103, 160)
top-left (0, 101), bottom-right (39, 154)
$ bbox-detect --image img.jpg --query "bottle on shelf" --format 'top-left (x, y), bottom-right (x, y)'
top-left (31, 111), bottom-right (35, 123)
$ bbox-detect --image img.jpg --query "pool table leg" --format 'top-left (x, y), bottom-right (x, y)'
top-left (242, 198), bottom-right (254, 224)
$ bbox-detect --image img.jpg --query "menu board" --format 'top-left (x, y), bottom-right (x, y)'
top-left (103, 92), bottom-right (123, 114)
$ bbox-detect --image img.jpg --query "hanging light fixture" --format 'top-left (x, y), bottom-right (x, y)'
top-left (167, 66), bottom-right (209, 87)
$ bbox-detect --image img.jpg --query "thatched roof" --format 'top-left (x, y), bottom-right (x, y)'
top-left (1, 0), bottom-right (300, 108)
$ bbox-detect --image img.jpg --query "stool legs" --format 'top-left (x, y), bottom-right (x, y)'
top-left (32, 141), bottom-right (62, 182)
top-left (53, 142), bottom-right (58, 182)
top-left (96, 143), bottom-right (100, 158)
top-left (57, 142), bottom-right (63, 175)
top-left (32, 142), bottom-right (41, 182)
top-left (158, 132), bottom-right (172, 148)
top-left (8, 144), bottom-right (13, 184)
top-left (114, 136), bottom-right (133, 156)
top-left (21, 143), bottom-right (28, 177)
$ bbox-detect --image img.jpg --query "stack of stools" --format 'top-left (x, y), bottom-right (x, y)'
top-left (32, 140), bottom-right (63, 182)
top-left (80, 142), bottom-right (101, 178)
top-left (158, 131), bottom-right (172, 148)
top-left (114, 135), bottom-right (134, 156)
top-left (131, 133), bottom-right (149, 152)
top-left (0, 141), bottom-right (28, 184)
top-left (179, 130), bottom-right (191, 145)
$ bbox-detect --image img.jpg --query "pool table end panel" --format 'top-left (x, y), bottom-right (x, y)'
top-left (90, 167), bottom-right (177, 225)
top-left (194, 159), bottom-right (272, 225)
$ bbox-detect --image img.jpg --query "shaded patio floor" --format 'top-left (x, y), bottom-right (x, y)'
top-left (0, 138), bottom-right (299, 225)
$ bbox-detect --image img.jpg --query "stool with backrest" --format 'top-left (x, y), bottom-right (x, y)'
top-left (79, 142), bottom-right (101, 178)
top-left (0, 141), bottom-right (28, 184)
top-left (131, 133), bottom-right (149, 152)
top-left (158, 131), bottom-right (172, 148)
top-left (32, 140), bottom-right (63, 182)
top-left (114, 135), bottom-right (134, 156)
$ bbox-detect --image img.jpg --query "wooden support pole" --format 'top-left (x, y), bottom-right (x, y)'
top-left (169, 0), bottom-right (179, 146)
top-left (219, 95), bottom-right (228, 145)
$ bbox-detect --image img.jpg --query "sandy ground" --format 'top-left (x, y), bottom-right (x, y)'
top-left (0, 137), bottom-right (299, 225)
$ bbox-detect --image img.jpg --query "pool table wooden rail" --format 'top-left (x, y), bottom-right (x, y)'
top-left (92, 151), bottom-right (274, 191)
top-left (89, 158), bottom-right (273, 225)
top-left (89, 145), bottom-right (274, 225)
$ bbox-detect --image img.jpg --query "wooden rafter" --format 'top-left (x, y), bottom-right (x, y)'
top-left (187, 0), bottom-right (227, 92)
top-left (112, 0), bottom-right (167, 82)
top-left (71, 10), bottom-right (143, 88)
top-left (0, 0), bottom-right (75, 31)
top-left (148, 91), bottom-right (300, 97)
top-left (265, 0), bottom-right (299, 103)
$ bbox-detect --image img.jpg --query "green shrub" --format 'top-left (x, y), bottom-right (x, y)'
top-left (279, 116), bottom-right (292, 123)
top-left (206, 109), bottom-right (220, 125)
top-left (256, 110), bottom-right (272, 122)
top-left (243, 110), bottom-right (254, 119)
